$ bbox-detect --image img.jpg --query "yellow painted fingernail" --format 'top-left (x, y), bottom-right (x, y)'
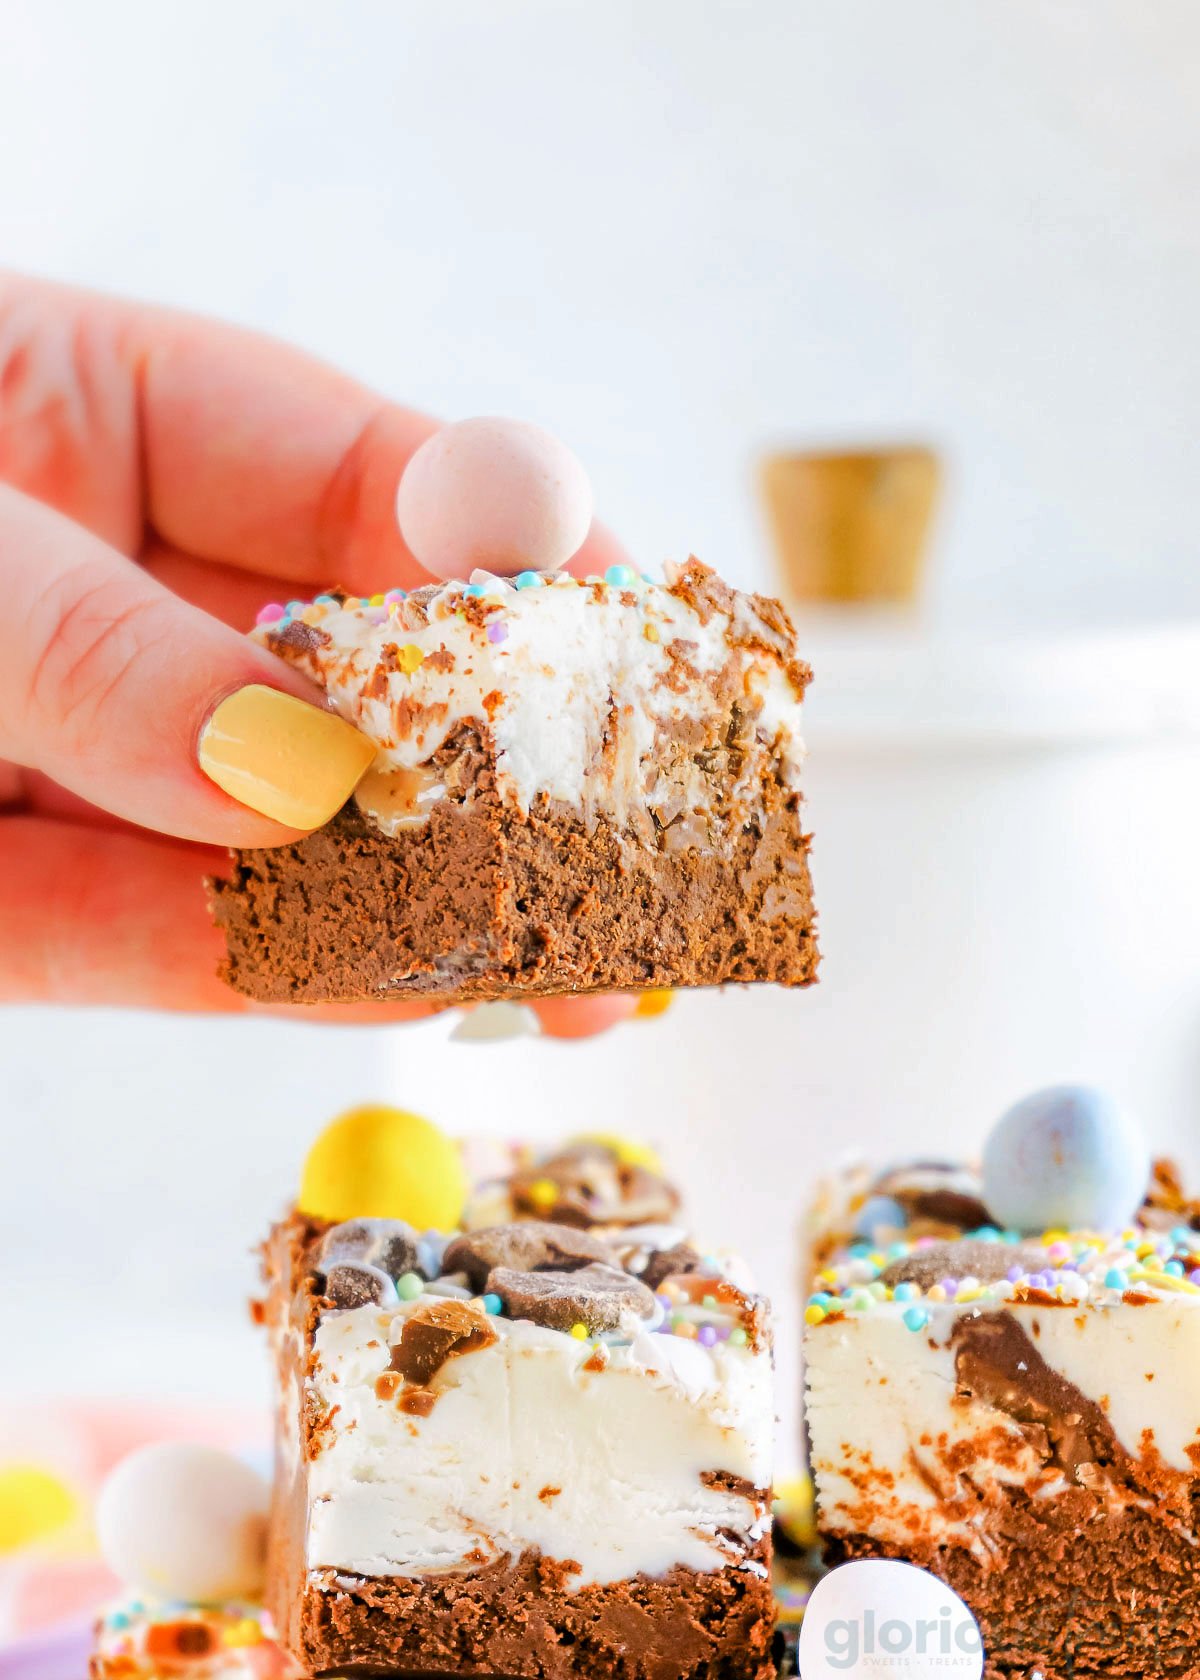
top-left (199, 685), bottom-right (376, 830)
top-left (634, 988), bottom-right (674, 1019)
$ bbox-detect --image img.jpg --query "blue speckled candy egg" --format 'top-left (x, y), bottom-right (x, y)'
top-left (980, 1084), bottom-right (1150, 1234)
top-left (853, 1195), bottom-right (907, 1241)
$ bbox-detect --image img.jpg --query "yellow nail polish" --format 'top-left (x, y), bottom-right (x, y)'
top-left (199, 685), bottom-right (376, 830)
top-left (634, 988), bottom-right (674, 1019)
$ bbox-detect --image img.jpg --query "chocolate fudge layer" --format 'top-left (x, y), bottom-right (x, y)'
top-left (289, 1546), bottom-right (775, 1680)
top-left (805, 1187), bottom-right (1200, 1680)
top-left (262, 1177), bottom-right (776, 1677)
top-left (211, 560), bottom-right (817, 1004)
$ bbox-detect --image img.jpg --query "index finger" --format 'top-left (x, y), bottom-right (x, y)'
top-left (0, 272), bottom-right (621, 599)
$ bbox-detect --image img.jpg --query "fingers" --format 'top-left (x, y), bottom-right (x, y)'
top-left (0, 273), bottom-right (632, 606)
top-left (0, 813), bottom-right (642, 1036)
top-left (0, 483), bottom-right (374, 844)
top-left (0, 813), bottom-right (242, 1010)
top-left (0, 813), bottom-right (437, 1021)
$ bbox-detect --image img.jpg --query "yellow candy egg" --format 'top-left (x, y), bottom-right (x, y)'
top-left (772, 1473), bottom-right (818, 1550)
top-left (0, 1465), bottom-right (77, 1554)
top-left (299, 1105), bottom-right (466, 1230)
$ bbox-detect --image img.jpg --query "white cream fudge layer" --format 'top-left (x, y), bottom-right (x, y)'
top-left (805, 1203), bottom-right (1200, 1561)
top-left (807, 1295), bottom-right (1200, 1558)
top-left (253, 560), bottom-right (807, 834)
top-left (303, 1300), bottom-right (772, 1586)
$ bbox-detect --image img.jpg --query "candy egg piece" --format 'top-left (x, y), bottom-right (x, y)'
top-left (396, 416), bottom-right (593, 580)
top-left (299, 1104), bottom-right (467, 1230)
top-left (96, 1443), bottom-right (267, 1602)
top-left (980, 1084), bottom-right (1150, 1235)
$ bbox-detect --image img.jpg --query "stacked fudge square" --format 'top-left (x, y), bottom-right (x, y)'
top-left (262, 1140), bottom-right (777, 1680)
top-left (802, 1096), bottom-right (1200, 1680)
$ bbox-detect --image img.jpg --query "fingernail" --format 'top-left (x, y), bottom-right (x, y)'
top-left (634, 988), bottom-right (674, 1020)
top-left (199, 685), bottom-right (376, 830)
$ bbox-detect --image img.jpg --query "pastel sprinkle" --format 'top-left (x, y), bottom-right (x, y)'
top-left (892, 1282), bottom-right (919, 1302)
top-left (384, 589), bottom-right (407, 604)
top-left (903, 1306), bottom-right (930, 1332)
top-left (396, 1272), bottom-right (424, 1301)
top-left (805, 1304), bottom-right (826, 1326)
top-left (487, 620), bottom-right (509, 644)
top-left (463, 583), bottom-right (487, 598)
top-left (398, 644), bottom-right (424, 674)
top-left (728, 1326), bottom-right (748, 1347)
top-left (698, 1324), bottom-right (718, 1347)
top-left (569, 1323), bottom-right (588, 1340)
top-left (255, 603), bottom-right (285, 625)
top-left (514, 570), bottom-right (543, 589)
top-left (481, 1292), bottom-right (503, 1315)
top-left (527, 1178), bottom-right (558, 1209)
top-left (605, 564), bottom-right (636, 588)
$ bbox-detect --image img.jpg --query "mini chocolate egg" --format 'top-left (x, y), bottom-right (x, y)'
top-left (298, 1105), bottom-right (467, 1231)
top-left (981, 1084), bottom-right (1150, 1235)
top-left (316, 1216), bottom-right (421, 1280)
top-left (96, 1443), bottom-right (267, 1603)
top-left (396, 417), bottom-right (593, 580)
top-left (853, 1195), bottom-right (907, 1241)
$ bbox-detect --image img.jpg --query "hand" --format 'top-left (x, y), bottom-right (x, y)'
top-left (0, 273), bottom-right (638, 1035)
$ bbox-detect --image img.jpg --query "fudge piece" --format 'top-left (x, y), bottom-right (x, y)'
top-left (804, 1149), bottom-right (1200, 1679)
top-left (211, 559), bottom-right (817, 1004)
top-left (91, 1599), bottom-right (300, 1680)
top-left (261, 1170), bottom-right (776, 1677)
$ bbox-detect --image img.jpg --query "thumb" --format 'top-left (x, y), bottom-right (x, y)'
top-left (0, 483), bottom-right (375, 845)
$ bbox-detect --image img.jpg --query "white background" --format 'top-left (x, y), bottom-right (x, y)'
top-left (2, 2), bottom-right (1199, 1463)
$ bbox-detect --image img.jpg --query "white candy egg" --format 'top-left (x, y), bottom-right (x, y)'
top-left (799, 1559), bottom-right (983, 1679)
top-left (396, 416), bottom-right (593, 580)
top-left (96, 1442), bottom-right (268, 1603)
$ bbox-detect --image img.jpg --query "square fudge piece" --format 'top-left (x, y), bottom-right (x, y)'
top-left (262, 1144), bottom-right (776, 1679)
top-left (211, 560), bottom-right (817, 1004)
top-left (803, 1154), bottom-right (1200, 1680)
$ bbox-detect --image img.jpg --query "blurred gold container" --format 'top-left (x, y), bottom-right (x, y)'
top-left (760, 445), bottom-right (940, 605)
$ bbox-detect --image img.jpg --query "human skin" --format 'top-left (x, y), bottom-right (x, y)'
top-left (0, 273), bottom-right (637, 1034)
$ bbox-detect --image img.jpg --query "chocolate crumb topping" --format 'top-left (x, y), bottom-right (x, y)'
top-left (267, 619), bottom-right (331, 653)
